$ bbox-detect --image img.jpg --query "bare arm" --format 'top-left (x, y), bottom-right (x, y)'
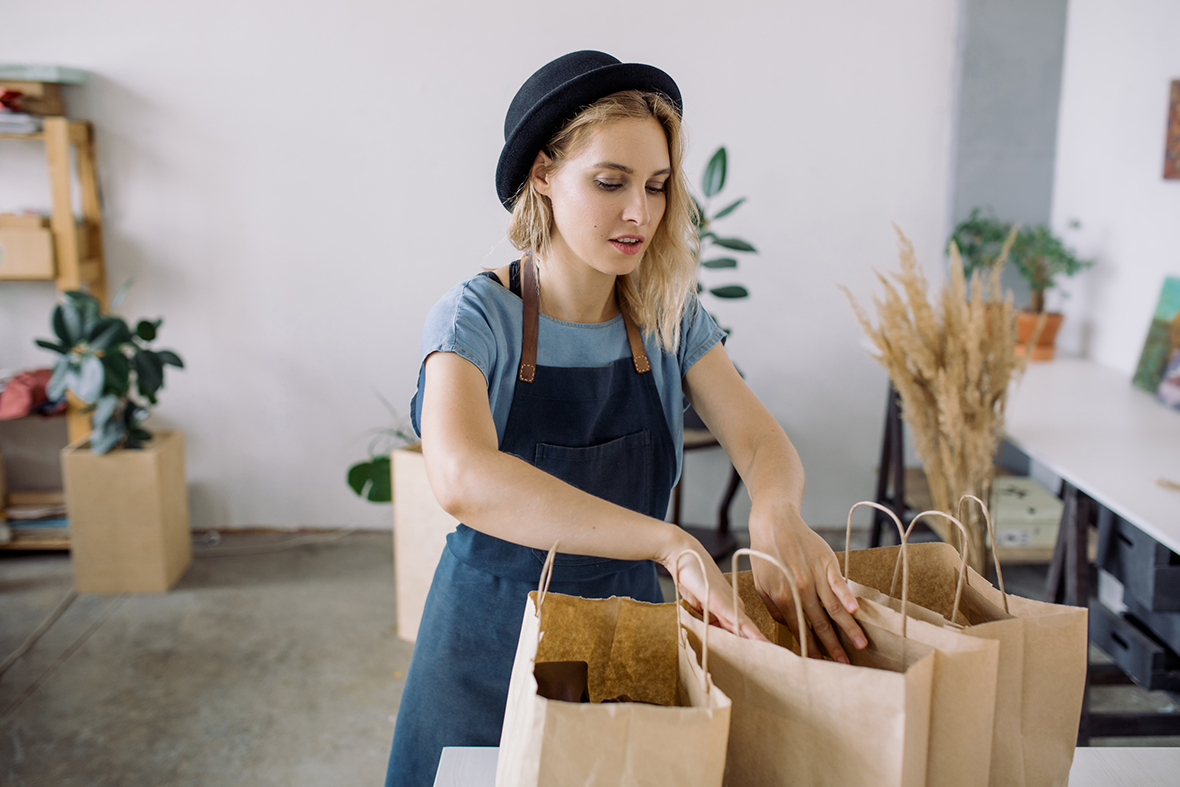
top-left (418, 350), bottom-right (766, 640)
top-left (683, 343), bottom-right (867, 662)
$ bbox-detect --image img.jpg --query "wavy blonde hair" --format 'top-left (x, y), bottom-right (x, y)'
top-left (506, 90), bottom-right (699, 353)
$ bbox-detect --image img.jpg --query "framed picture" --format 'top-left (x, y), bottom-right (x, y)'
top-left (1133, 276), bottom-right (1180, 393)
top-left (1166, 80), bottom-right (1180, 180)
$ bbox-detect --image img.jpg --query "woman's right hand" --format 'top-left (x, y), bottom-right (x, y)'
top-left (663, 536), bottom-right (769, 643)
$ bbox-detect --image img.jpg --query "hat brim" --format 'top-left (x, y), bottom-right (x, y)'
top-left (495, 62), bottom-right (682, 210)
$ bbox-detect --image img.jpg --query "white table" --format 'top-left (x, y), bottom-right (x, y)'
top-left (1005, 357), bottom-right (1180, 742)
top-left (433, 746), bottom-right (1180, 786)
top-left (1005, 358), bottom-right (1180, 555)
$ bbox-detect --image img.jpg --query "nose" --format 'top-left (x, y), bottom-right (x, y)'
top-left (622, 187), bottom-right (650, 226)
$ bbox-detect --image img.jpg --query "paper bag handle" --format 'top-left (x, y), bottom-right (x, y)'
top-left (958, 494), bottom-right (1010, 614)
top-left (536, 543), bottom-right (559, 616)
top-left (845, 501), bottom-right (909, 640)
top-left (672, 549), bottom-right (712, 696)
top-left (729, 548), bottom-right (809, 659)
top-left (898, 511), bottom-right (970, 624)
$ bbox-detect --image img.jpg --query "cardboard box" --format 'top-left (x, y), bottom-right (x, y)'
top-left (0, 214), bottom-right (54, 279)
top-left (991, 476), bottom-right (1063, 548)
top-left (393, 444), bottom-right (458, 642)
top-left (61, 430), bottom-right (192, 593)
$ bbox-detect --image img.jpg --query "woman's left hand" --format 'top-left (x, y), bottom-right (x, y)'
top-left (748, 500), bottom-right (867, 664)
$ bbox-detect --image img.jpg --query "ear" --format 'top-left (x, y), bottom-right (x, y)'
top-left (530, 151), bottom-right (554, 197)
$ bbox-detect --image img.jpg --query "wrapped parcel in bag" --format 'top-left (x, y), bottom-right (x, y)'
top-left (496, 548), bottom-right (731, 787)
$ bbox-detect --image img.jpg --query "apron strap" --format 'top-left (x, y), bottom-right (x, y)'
top-left (517, 252), bottom-right (651, 383)
top-left (519, 252), bottom-right (539, 383)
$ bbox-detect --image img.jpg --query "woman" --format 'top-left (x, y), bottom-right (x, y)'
top-left (384, 50), bottom-right (866, 787)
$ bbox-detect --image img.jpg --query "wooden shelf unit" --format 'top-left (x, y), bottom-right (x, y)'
top-left (1, 114), bottom-right (108, 551)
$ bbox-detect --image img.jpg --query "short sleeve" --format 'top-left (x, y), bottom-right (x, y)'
top-left (677, 295), bottom-right (727, 374)
top-left (410, 277), bottom-right (518, 436)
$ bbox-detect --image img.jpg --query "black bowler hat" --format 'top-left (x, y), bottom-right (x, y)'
top-left (495, 50), bottom-right (683, 210)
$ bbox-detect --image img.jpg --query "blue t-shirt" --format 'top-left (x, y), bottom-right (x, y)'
top-left (410, 272), bottom-right (726, 484)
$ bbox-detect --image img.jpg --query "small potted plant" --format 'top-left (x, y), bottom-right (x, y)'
top-left (949, 208), bottom-right (1093, 360)
top-left (36, 289), bottom-right (189, 593)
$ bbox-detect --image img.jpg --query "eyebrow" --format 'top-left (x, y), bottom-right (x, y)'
top-left (594, 161), bottom-right (672, 177)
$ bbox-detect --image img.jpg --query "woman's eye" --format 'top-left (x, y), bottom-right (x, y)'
top-left (595, 180), bottom-right (623, 191)
top-left (647, 183), bottom-right (667, 195)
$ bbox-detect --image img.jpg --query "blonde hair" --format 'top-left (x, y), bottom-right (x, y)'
top-left (506, 90), bottom-right (699, 353)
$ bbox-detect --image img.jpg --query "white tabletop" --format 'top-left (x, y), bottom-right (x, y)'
top-left (1005, 358), bottom-right (1180, 555)
top-left (434, 746), bottom-right (1180, 786)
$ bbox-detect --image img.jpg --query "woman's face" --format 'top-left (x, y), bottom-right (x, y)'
top-left (533, 116), bottom-right (671, 279)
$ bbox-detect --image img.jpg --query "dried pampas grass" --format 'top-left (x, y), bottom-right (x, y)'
top-left (841, 224), bottom-right (1025, 574)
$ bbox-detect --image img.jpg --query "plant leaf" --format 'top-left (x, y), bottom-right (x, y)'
top-left (702, 147), bottom-right (727, 198)
top-left (35, 339), bottom-right (69, 354)
top-left (700, 257), bottom-right (738, 269)
top-left (134, 351), bottom-right (165, 398)
top-left (47, 359), bottom-right (71, 401)
top-left (52, 304), bottom-right (73, 345)
top-left (75, 355), bottom-right (105, 403)
top-left (156, 350), bottom-right (184, 368)
top-left (711, 236), bottom-right (757, 252)
top-left (91, 418), bottom-right (123, 455)
top-left (712, 197), bottom-right (746, 220)
top-left (708, 285), bottom-right (749, 299)
top-left (93, 394), bottom-right (119, 428)
top-left (90, 318), bottom-right (130, 352)
top-left (59, 302), bottom-right (82, 346)
top-left (110, 278), bottom-right (134, 311)
top-left (365, 456), bottom-right (392, 502)
top-left (347, 463), bottom-right (371, 496)
top-left (136, 319), bottom-right (161, 342)
top-left (102, 352), bottom-right (131, 395)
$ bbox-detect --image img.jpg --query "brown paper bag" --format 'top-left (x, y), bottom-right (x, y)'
top-left (682, 548), bottom-right (936, 787)
top-left (495, 548), bottom-right (732, 787)
top-left (838, 502), bottom-right (1001, 787)
top-left (842, 499), bottom-right (1087, 787)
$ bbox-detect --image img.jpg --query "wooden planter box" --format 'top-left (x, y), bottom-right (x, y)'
top-left (61, 430), bottom-right (191, 594)
top-left (392, 444), bottom-right (458, 642)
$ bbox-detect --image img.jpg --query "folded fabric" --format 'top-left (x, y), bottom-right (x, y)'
top-left (0, 368), bottom-right (65, 420)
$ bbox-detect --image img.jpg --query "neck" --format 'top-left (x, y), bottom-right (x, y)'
top-left (533, 247), bottom-right (620, 324)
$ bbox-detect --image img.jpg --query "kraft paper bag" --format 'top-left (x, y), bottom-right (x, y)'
top-left (681, 549), bottom-right (936, 787)
top-left (848, 579), bottom-right (1000, 787)
top-left (842, 501), bottom-right (1087, 787)
top-left (495, 548), bottom-right (731, 787)
top-left (837, 502), bottom-right (1001, 787)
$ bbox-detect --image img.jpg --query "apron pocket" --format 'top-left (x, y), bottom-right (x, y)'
top-left (533, 430), bottom-right (654, 565)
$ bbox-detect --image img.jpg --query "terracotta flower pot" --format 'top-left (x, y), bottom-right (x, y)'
top-left (1015, 311), bottom-right (1064, 361)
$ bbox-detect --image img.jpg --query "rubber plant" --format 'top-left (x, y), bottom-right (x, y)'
top-left (347, 394), bottom-right (415, 503)
top-left (692, 146), bottom-right (758, 327)
top-left (949, 208), bottom-right (1093, 314)
top-left (35, 290), bottom-right (184, 455)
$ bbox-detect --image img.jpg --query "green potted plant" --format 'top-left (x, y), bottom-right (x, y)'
top-left (347, 394), bottom-right (415, 503)
top-left (35, 289), bottom-right (190, 593)
top-left (949, 208), bottom-right (1093, 360)
top-left (692, 146), bottom-right (758, 324)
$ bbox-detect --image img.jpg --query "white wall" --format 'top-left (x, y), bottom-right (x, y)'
top-left (1, 0), bottom-right (962, 529)
top-left (1050, 0), bottom-right (1180, 369)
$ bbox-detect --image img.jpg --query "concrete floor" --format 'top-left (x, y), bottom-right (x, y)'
top-left (1, 532), bottom-right (410, 787)
top-left (2, 529), bottom-right (1177, 786)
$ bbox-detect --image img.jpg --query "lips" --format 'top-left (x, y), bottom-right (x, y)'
top-left (610, 235), bottom-right (645, 255)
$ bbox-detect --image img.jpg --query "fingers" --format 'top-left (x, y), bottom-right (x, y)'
top-left (760, 588), bottom-right (825, 660)
top-left (830, 564), bottom-right (860, 615)
top-left (825, 564), bottom-right (867, 650)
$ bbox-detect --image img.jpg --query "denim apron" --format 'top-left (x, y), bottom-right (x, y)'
top-left (384, 256), bottom-right (676, 787)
